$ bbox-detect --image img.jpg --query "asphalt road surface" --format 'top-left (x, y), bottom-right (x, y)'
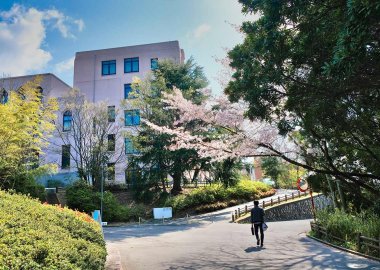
top-left (104, 193), bottom-right (380, 270)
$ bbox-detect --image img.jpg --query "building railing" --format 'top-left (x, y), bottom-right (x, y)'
top-left (310, 222), bottom-right (380, 259)
top-left (231, 190), bottom-right (308, 222)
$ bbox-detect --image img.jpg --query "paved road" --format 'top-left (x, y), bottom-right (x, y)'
top-left (104, 193), bottom-right (380, 270)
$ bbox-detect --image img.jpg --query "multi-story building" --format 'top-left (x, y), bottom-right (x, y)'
top-left (1, 41), bottom-right (185, 185)
top-left (72, 41), bottom-right (185, 184)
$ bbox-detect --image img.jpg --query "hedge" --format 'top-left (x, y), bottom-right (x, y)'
top-left (0, 190), bottom-right (107, 270)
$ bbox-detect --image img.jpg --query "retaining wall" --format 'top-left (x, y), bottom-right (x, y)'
top-left (239, 194), bottom-right (332, 223)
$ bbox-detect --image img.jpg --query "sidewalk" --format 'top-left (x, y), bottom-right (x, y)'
top-left (105, 243), bottom-right (123, 270)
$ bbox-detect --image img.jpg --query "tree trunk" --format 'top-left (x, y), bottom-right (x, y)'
top-left (336, 179), bottom-right (347, 212)
top-left (171, 171), bottom-right (182, 195)
top-left (326, 176), bottom-right (338, 209)
top-left (192, 168), bottom-right (200, 187)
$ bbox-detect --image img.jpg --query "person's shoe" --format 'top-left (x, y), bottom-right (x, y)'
top-left (257, 239), bottom-right (260, 245)
top-left (260, 243), bottom-right (264, 247)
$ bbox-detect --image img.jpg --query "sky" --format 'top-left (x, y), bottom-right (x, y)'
top-left (0, 0), bottom-right (258, 94)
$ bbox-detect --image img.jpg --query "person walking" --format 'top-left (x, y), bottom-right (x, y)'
top-left (251, 200), bottom-right (265, 247)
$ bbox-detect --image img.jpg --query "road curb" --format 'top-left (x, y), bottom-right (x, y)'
top-left (307, 234), bottom-right (380, 263)
top-left (105, 243), bottom-right (123, 270)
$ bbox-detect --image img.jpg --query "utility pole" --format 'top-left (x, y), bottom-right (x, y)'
top-left (100, 162), bottom-right (104, 217)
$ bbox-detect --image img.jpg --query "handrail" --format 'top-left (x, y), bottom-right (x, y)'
top-left (231, 190), bottom-right (309, 222)
top-left (310, 222), bottom-right (380, 258)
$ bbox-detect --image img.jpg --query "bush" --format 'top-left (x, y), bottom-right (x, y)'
top-left (163, 179), bottom-right (274, 214)
top-left (46, 179), bottom-right (65, 188)
top-left (0, 190), bottom-right (106, 269)
top-left (104, 182), bottom-right (129, 192)
top-left (315, 209), bottom-right (380, 256)
top-left (5, 173), bottom-right (46, 201)
top-left (66, 181), bottom-right (97, 212)
top-left (66, 180), bottom-right (146, 222)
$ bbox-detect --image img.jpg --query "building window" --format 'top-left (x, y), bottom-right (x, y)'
top-left (107, 163), bottom-right (115, 181)
top-left (124, 57), bottom-right (139, 73)
top-left (102, 60), bottom-right (116, 75)
top-left (124, 110), bottom-right (140, 126)
top-left (0, 89), bottom-right (8, 104)
top-left (151, 58), bottom-right (158, 70)
top-left (62, 145), bottom-right (70, 169)
top-left (125, 138), bottom-right (138, 154)
top-left (108, 106), bottom-right (115, 122)
top-left (124, 84), bottom-right (139, 99)
top-left (108, 134), bottom-right (115, 151)
top-left (124, 84), bottom-right (132, 99)
top-left (63, 111), bottom-right (72, 131)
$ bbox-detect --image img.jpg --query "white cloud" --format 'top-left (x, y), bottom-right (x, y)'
top-left (0, 4), bottom-right (84, 76)
top-left (192, 23), bottom-right (211, 39)
top-left (74, 19), bottom-right (85, 32)
top-left (55, 56), bottom-right (75, 74)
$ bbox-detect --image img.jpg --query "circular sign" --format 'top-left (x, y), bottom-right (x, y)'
top-left (297, 177), bottom-right (309, 192)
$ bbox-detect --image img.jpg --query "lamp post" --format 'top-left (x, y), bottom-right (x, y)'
top-left (100, 162), bottom-right (104, 217)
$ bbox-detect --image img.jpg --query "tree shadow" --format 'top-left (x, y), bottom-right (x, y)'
top-left (160, 236), bottom-right (380, 270)
top-left (104, 220), bottom-right (212, 242)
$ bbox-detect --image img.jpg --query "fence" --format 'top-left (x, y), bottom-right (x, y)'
top-left (310, 222), bottom-right (380, 259)
top-left (231, 190), bottom-right (308, 222)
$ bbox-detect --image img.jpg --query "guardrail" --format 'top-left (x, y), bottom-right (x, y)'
top-left (231, 190), bottom-right (308, 222)
top-left (310, 222), bottom-right (380, 258)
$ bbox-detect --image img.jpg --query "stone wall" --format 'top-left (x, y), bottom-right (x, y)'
top-left (239, 194), bottom-right (332, 223)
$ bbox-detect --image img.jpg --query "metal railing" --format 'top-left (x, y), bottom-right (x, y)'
top-left (231, 190), bottom-right (308, 222)
top-left (310, 222), bottom-right (380, 259)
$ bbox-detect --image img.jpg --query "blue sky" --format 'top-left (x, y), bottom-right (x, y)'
top-left (0, 0), bottom-right (258, 94)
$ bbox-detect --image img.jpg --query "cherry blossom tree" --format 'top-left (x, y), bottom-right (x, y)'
top-left (143, 87), bottom-right (295, 162)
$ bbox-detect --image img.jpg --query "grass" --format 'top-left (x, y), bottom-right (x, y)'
top-left (312, 209), bottom-right (380, 257)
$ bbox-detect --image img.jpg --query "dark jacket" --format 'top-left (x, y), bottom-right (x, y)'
top-left (250, 206), bottom-right (264, 223)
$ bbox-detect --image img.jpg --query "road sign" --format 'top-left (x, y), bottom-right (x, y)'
top-left (297, 177), bottom-right (309, 192)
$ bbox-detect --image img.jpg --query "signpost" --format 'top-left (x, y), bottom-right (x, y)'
top-left (297, 177), bottom-right (316, 221)
top-left (153, 207), bottom-right (173, 223)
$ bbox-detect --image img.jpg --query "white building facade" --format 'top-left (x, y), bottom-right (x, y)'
top-left (1, 41), bottom-right (185, 186)
top-left (72, 41), bottom-right (184, 185)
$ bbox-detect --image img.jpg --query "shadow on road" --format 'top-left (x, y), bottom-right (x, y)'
top-left (160, 236), bottom-right (380, 270)
top-left (244, 246), bottom-right (265, 253)
top-left (104, 221), bottom-right (212, 242)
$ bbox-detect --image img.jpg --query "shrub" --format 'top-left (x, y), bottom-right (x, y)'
top-left (195, 202), bottom-right (228, 214)
top-left (66, 180), bottom-right (98, 213)
top-left (0, 190), bottom-right (106, 269)
top-left (46, 179), bottom-right (65, 188)
top-left (163, 179), bottom-right (274, 215)
top-left (66, 180), bottom-right (146, 222)
top-left (4, 173), bottom-right (46, 201)
top-left (104, 182), bottom-right (129, 192)
top-left (315, 209), bottom-right (380, 256)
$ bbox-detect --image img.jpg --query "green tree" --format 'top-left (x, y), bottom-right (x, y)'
top-left (128, 58), bottom-right (209, 195)
top-left (261, 157), bottom-right (284, 188)
top-left (227, 1), bottom-right (380, 205)
top-left (0, 77), bottom-right (58, 197)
